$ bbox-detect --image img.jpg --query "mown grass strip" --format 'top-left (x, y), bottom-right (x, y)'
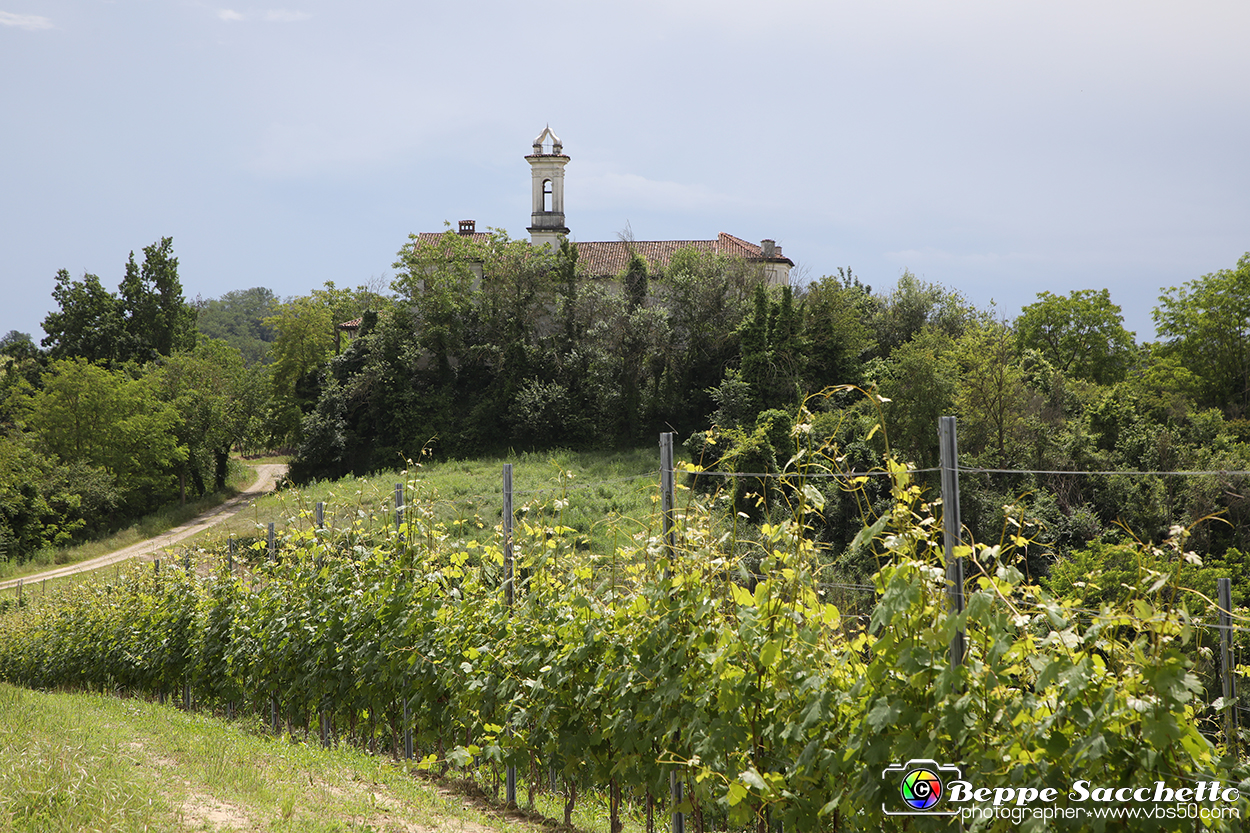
top-left (0, 683), bottom-right (525, 833)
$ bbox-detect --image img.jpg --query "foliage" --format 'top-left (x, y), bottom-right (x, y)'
top-left (117, 237), bottom-right (198, 362)
top-left (870, 269), bottom-right (981, 357)
top-left (39, 270), bottom-right (124, 364)
top-left (874, 328), bottom-right (957, 469)
top-left (155, 339), bottom-right (261, 494)
top-left (1016, 288), bottom-right (1137, 385)
top-left (41, 238), bottom-right (196, 366)
top-left (194, 286), bottom-right (280, 366)
top-left (1155, 252), bottom-right (1250, 415)
top-left (25, 358), bottom-right (185, 518)
top-left (0, 407), bottom-right (1246, 832)
top-left (798, 271), bottom-right (873, 392)
top-left (265, 281), bottom-right (390, 447)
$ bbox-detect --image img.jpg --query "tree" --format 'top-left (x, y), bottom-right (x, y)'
top-left (41, 270), bottom-right (124, 363)
top-left (266, 281), bottom-right (392, 447)
top-left (654, 246), bottom-right (759, 435)
top-left (1016, 288), bottom-right (1136, 384)
top-left (41, 238), bottom-right (196, 365)
top-left (156, 339), bottom-right (253, 495)
top-left (195, 287), bottom-right (280, 365)
top-left (27, 358), bottom-right (185, 515)
top-left (953, 322), bottom-right (1028, 465)
top-left (0, 331), bottom-right (42, 392)
top-left (118, 237), bottom-right (197, 361)
top-left (799, 271), bottom-right (874, 392)
top-left (871, 270), bottom-right (979, 356)
top-left (877, 328), bottom-right (957, 469)
top-left (1154, 253), bottom-right (1250, 414)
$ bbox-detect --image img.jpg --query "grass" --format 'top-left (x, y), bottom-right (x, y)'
top-left (0, 461), bottom-right (256, 584)
top-left (0, 682), bottom-right (520, 832)
top-left (200, 446), bottom-right (670, 558)
top-left (0, 682), bottom-right (658, 833)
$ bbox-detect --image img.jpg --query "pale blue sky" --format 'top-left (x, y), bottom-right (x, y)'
top-left (3, 1), bottom-right (1248, 342)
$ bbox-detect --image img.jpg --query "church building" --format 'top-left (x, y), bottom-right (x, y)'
top-left (412, 127), bottom-right (794, 286)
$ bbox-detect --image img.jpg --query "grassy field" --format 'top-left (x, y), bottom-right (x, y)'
top-left (201, 447), bottom-right (670, 559)
top-left (0, 682), bottom-right (644, 833)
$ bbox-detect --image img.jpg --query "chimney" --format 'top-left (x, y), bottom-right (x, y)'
top-left (459, 220), bottom-right (476, 236)
top-left (761, 239), bottom-right (776, 258)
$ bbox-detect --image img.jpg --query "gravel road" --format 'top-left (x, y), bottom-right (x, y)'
top-left (0, 463), bottom-right (287, 591)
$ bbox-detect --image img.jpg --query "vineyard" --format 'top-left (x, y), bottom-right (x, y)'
top-left (1, 405), bottom-right (1248, 832)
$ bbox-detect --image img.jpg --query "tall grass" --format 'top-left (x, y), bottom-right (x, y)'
top-left (204, 446), bottom-right (667, 557)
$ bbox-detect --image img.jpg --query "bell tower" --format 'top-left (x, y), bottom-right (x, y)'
top-left (526, 126), bottom-right (570, 249)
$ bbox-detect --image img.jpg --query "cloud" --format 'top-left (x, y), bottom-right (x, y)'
top-left (0, 11), bottom-right (53, 30)
top-left (216, 8), bottom-right (309, 23)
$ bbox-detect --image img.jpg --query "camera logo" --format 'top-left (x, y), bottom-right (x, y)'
top-left (901, 767), bottom-right (943, 809)
top-left (882, 759), bottom-right (962, 816)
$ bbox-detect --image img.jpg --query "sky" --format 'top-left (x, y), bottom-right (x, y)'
top-left (2, 0), bottom-right (1248, 344)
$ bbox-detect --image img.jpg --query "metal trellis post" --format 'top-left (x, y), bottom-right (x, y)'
top-left (660, 433), bottom-right (683, 833)
top-left (503, 463), bottom-right (516, 806)
top-left (939, 416), bottom-right (965, 669)
top-left (1219, 577), bottom-right (1238, 752)
top-left (395, 484), bottom-right (404, 547)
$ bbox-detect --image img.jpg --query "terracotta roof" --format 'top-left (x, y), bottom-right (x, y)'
top-left (338, 317), bottom-right (363, 331)
top-left (402, 230), bottom-right (791, 278)
top-left (412, 231), bottom-right (496, 248)
top-left (573, 232), bottom-right (792, 277)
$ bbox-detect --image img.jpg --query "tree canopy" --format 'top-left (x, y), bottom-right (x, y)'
top-left (1154, 252), bottom-right (1250, 414)
top-left (1016, 288), bottom-right (1136, 384)
top-left (41, 237), bottom-right (196, 365)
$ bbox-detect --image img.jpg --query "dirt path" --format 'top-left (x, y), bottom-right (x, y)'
top-left (0, 463), bottom-right (287, 591)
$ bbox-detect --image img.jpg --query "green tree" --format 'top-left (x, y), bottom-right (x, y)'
top-left (656, 246), bottom-right (759, 435)
top-left (27, 358), bottom-right (185, 515)
top-left (41, 270), bottom-right (124, 363)
top-left (1016, 288), bottom-right (1136, 384)
top-left (1154, 252), bottom-right (1250, 413)
top-left (156, 339), bottom-right (253, 495)
top-left (876, 328), bottom-right (957, 468)
top-left (41, 238), bottom-right (196, 365)
top-left (195, 287), bottom-right (280, 365)
top-left (953, 322), bottom-right (1028, 465)
top-left (117, 237), bottom-right (197, 362)
top-left (0, 429), bottom-right (119, 556)
top-left (871, 269), bottom-right (978, 356)
top-left (799, 271), bottom-right (874, 392)
top-left (0, 331), bottom-right (42, 392)
top-left (265, 281), bottom-right (389, 447)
